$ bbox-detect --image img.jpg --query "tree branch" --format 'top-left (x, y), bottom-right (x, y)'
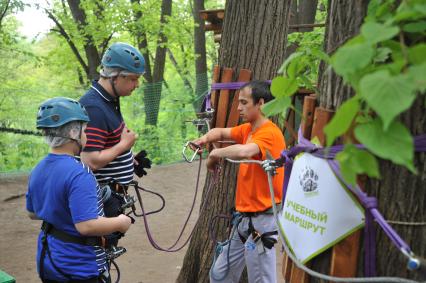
top-left (44, 8), bottom-right (89, 74)
top-left (0, 0), bottom-right (11, 29)
top-left (167, 48), bottom-right (193, 93)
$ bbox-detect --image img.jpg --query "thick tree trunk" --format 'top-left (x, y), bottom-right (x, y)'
top-left (317, 0), bottom-right (368, 109)
top-left (311, 1), bottom-right (369, 279)
top-left (192, 0), bottom-right (208, 112)
top-left (143, 0), bottom-right (172, 126)
top-left (67, 0), bottom-right (101, 81)
top-left (316, 1), bottom-right (425, 282)
top-left (366, 97), bottom-right (426, 281)
top-left (177, 1), bottom-right (291, 282)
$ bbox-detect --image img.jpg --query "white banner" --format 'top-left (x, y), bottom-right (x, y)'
top-left (279, 153), bottom-right (365, 263)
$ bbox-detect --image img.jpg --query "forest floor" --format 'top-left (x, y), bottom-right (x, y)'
top-left (0, 161), bottom-right (284, 283)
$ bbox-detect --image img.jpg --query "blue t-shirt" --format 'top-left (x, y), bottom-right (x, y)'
top-left (26, 153), bottom-right (107, 281)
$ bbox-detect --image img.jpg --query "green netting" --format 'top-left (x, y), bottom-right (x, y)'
top-left (0, 73), bottom-right (211, 175)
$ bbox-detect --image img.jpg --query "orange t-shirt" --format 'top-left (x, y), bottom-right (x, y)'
top-left (230, 120), bottom-right (285, 212)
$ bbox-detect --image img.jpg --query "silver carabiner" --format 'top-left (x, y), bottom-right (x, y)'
top-left (182, 141), bottom-right (200, 163)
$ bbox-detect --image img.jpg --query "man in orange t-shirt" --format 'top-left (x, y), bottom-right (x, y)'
top-left (192, 80), bottom-right (285, 283)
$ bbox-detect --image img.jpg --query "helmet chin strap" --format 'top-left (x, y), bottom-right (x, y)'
top-left (110, 77), bottom-right (120, 98)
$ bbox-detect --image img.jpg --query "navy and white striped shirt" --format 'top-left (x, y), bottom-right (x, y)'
top-left (80, 81), bottom-right (134, 184)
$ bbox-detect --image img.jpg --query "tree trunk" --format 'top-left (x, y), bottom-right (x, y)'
top-left (67, 0), bottom-right (101, 81)
top-left (317, 0), bottom-right (368, 109)
top-left (316, 1), bottom-right (425, 282)
top-left (192, 0), bottom-right (208, 112)
top-left (311, 1), bottom-right (369, 279)
top-left (177, 1), bottom-right (291, 282)
top-left (144, 0), bottom-right (172, 126)
top-left (366, 97), bottom-right (426, 281)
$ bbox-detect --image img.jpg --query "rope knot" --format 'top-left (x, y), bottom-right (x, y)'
top-left (364, 197), bottom-right (378, 210)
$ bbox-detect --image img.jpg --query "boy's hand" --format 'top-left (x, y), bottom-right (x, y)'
top-left (117, 214), bottom-right (132, 233)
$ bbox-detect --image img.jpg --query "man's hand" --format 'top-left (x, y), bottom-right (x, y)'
top-left (119, 127), bottom-right (137, 151)
top-left (190, 136), bottom-right (208, 153)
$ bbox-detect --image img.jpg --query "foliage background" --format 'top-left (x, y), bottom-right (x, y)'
top-left (0, 0), bottom-right (224, 174)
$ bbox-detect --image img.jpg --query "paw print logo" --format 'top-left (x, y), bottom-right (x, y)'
top-left (299, 166), bottom-right (319, 192)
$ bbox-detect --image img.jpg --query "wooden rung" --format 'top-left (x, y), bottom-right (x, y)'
top-left (282, 252), bottom-right (293, 281)
top-left (199, 9), bottom-right (225, 23)
top-left (204, 23), bottom-right (222, 32)
top-left (311, 107), bottom-right (334, 145)
top-left (300, 96), bottom-right (316, 140)
top-left (226, 69), bottom-right (251, 128)
top-left (330, 231), bottom-right (361, 277)
top-left (214, 68), bottom-right (233, 129)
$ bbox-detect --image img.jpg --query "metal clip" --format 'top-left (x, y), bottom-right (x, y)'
top-left (182, 141), bottom-right (200, 163)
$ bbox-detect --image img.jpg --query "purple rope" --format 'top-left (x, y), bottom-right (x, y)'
top-left (280, 128), bottom-right (426, 276)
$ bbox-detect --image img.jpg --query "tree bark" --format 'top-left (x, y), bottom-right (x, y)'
top-left (311, 1), bottom-right (369, 279)
top-left (317, 0), bottom-right (368, 109)
top-left (67, 0), bottom-right (101, 81)
top-left (143, 0), bottom-right (172, 126)
top-left (316, 1), bottom-right (425, 282)
top-left (177, 1), bottom-right (291, 282)
top-left (365, 96), bottom-right (426, 281)
top-left (193, 0), bottom-right (208, 112)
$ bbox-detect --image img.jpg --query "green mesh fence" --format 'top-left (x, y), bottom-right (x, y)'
top-left (0, 73), bottom-right (211, 175)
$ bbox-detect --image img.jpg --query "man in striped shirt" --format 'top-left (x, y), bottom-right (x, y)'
top-left (80, 42), bottom-right (146, 185)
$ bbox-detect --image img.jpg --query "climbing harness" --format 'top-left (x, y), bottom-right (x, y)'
top-left (222, 129), bottom-right (426, 282)
top-left (39, 221), bottom-right (104, 282)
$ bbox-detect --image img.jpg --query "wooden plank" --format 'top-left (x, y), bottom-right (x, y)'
top-left (311, 107), bottom-right (334, 145)
top-left (282, 252), bottom-right (293, 280)
top-left (330, 231), bottom-right (361, 277)
top-left (226, 69), bottom-right (251, 128)
top-left (290, 262), bottom-right (310, 283)
top-left (214, 68), bottom-right (233, 128)
top-left (204, 23), bottom-right (222, 32)
top-left (284, 97), bottom-right (317, 283)
top-left (329, 119), bottom-right (363, 278)
top-left (300, 96), bottom-right (316, 139)
top-left (210, 65), bottom-right (221, 129)
top-left (290, 106), bottom-right (332, 283)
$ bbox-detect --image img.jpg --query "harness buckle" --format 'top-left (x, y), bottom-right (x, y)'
top-left (252, 230), bottom-right (261, 242)
top-left (182, 141), bottom-right (201, 163)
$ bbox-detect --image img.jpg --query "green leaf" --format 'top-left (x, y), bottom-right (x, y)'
top-left (324, 97), bottom-right (360, 147)
top-left (261, 96), bottom-right (292, 117)
top-left (407, 63), bottom-right (426, 92)
top-left (354, 119), bottom-right (416, 173)
top-left (278, 52), bottom-right (303, 74)
top-left (374, 47), bottom-right (392, 63)
top-left (287, 57), bottom-right (308, 78)
top-left (336, 144), bottom-right (381, 186)
top-left (408, 43), bottom-right (426, 64)
top-left (361, 21), bottom-right (400, 44)
top-left (270, 76), bottom-right (298, 98)
top-left (331, 41), bottom-right (374, 80)
top-left (403, 21), bottom-right (426, 32)
top-left (359, 70), bottom-right (416, 130)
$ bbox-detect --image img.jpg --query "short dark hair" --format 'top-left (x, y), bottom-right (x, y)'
top-left (240, 80), bottom-right (273, 104)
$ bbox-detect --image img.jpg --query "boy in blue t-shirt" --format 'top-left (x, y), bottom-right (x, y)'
top-left (26, 97), bottom-right (132, 283)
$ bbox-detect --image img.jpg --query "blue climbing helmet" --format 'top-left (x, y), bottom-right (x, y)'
top-left (36, 97), bottom-right (90, 129)
top-left (101, 42), bottom-right (145, 75)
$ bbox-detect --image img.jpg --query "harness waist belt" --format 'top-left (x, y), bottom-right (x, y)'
top-left (239, 205), bottom-right (279, 217)
top-left (41, 221), bottom-right (102, 246)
